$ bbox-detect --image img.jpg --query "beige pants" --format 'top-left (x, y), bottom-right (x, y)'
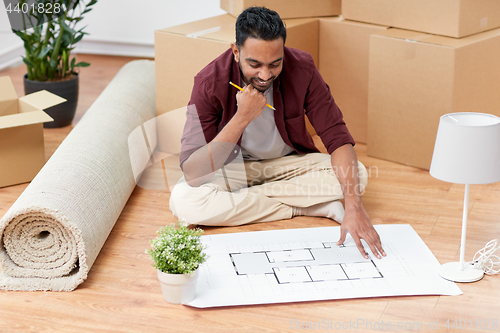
top-left (169, 153), bottom-right (368, 226)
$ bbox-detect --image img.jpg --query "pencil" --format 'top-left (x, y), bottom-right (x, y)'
top-left (229, 81), bottom-right (276, 110)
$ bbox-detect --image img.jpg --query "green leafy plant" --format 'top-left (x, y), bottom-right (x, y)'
top-left (147, 221), bottom-right (208, 275)
top-left (13, 0), bottom-right (97, 81)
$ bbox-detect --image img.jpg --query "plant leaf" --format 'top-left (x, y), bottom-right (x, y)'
top-left (22, 57), bottom-right (35, 68)
top-left (61, 30), bottom-right (73, 46)
top-left (37, 46), bottom-right (52, 59)
top-left (74, 61), bottom-right (90, 68)
top-left (70, 0), bottom-right (81, 10)
top-left (72, 34), bottom-right (83, 44)
top-left (49, 58), bottom-right (57, 70)
top-left (59, 20), bottom-right (76, 35)
top-left (12, 30), bottom-right (27, 41)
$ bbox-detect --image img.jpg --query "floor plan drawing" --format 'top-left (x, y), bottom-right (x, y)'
top-left (229, 243), bottom-right (384, 283)
top-left (187, 224), bottom-right (462, 308)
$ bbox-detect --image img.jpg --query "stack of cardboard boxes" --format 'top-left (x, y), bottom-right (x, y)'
top-left (155, 0), bottom-right (341, 118)
top-left (343, 0), bottom-right (500, 169)
top-left (318, 17), bottom-right (389, 143)
top-left (155, 0), bottom-right (500, 170)
top-left (155, 0), bottom-right (341, 151)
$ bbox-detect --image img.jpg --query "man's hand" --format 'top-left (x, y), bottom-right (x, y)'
top-left (331, 144), bottom-right (386, 259)
top-left (336, 203), bottom-right (385, 259)
top-left (234, 84), bottom-right (267, 125)
top-left (182, 84), bottom-right (267, 187)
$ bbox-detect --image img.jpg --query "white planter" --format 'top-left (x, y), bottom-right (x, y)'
top-left (157, 269), bottom-right (199, 304)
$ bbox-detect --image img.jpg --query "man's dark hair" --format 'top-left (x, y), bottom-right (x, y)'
top-left (235, 7), bottom-right (287, 48)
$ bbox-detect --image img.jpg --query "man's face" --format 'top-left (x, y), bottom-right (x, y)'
top-left (231, 37), bottom-right (284, 92)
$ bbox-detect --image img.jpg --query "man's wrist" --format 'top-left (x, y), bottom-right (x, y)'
top-left (344, 195), bottom-right (363, 210)
top-left (231, 111), bottom-right (253, 129)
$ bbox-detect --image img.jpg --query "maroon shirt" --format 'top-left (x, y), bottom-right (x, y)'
top-left (179, 46), bottom-right (354, 168)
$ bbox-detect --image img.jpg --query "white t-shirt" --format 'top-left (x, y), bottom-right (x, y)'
top-left (240, 82), bottom-right (295, 160)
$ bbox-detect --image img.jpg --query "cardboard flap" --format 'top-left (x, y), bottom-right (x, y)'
top-left (0, 110), bottom-right (53, 130)
top-left (19, 90), bottom-right (66, 110)
top-left (162, 14), bottom-right (235, 35)
top-left (375, 27), bottom-right (500, 49)
top-left (0, 76), bottom-right (19, 102)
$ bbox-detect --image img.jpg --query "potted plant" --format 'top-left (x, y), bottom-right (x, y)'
top-left (12, 0), bottom-right (97, 127)
top-left (146, 221), bottom-right (208, 304)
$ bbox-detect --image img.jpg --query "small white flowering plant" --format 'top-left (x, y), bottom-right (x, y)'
top-left (147, 221), bottom-right (207, 275)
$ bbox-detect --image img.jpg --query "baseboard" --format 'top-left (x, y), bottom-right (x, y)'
top-left (74, 37), bottom-right (155, 58)
top-left (0, 38), bottom-right (154, 71)
top-left (0, 42), bottom-right (24, 71)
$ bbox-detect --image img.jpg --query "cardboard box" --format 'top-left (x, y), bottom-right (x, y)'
top-left (221, 0), bottom-right (341, 19)
top-left (0, 76), bottom-right (65, 187)
top-left (319, 17), bottom-right (389, 143)
top-left (342, 0), bottom-right (500, 38)
top-left (155, 14), bottom-right (319, 117)
top-left (367, 28), bottom-right (500, 170)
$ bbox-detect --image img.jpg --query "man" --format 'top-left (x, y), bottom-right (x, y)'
top-left (170, 7), bottom-right (385, 259)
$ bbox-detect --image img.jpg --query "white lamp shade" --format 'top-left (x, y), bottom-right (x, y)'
top-left (430, 112), bottom-right (500, 185)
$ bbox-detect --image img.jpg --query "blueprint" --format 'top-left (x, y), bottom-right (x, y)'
top-left (187, 224), bottom-right (462, 308)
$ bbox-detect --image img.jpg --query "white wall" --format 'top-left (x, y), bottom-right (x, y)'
top-left (0, 2), bottom-right (24, 69)
top-left (0, 0), bottom-right (226, 70)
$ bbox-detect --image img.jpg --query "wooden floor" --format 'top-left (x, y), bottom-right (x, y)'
top-left (1, 54), bottom-right (499, 332)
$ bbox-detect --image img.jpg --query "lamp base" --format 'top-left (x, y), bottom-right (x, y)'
top-left (438, 262), bottom-right (484, 283)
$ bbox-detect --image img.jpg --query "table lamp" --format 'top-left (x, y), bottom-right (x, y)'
top-left (430, 112), bottom-right (500, 282)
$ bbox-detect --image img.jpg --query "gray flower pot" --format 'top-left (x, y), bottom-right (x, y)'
top-left (23, 73), bottom-right (79, 128)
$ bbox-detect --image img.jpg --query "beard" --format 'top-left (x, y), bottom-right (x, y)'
top-left (239, 66), bottom-right (276, 93)
top-left (248, 76), bottom-right (275, 92)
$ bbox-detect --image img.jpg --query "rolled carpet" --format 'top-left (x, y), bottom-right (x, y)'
top-left (0, 60), bottom-right (156, 291)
